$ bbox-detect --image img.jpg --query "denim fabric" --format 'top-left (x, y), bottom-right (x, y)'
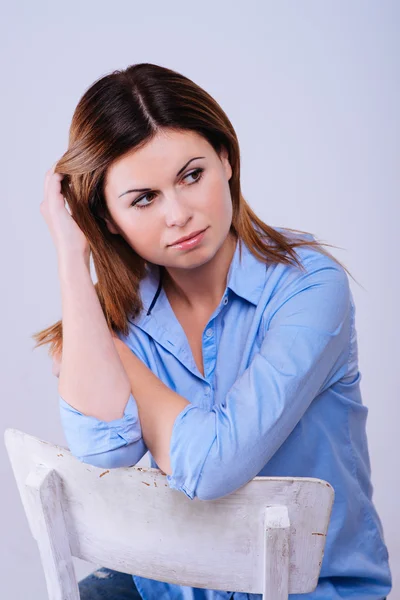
top-left (78, 568), bottom-right (142, 600)
top-left (78, 568), bottom-right (253, 599)
top-left (78, 568), bottom-right (387, 600)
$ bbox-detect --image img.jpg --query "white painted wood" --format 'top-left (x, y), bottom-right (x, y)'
top-left (263, 506), bottom-right (290, 600)
top-left (25, 465), bottom-right (80, 600)
top-left (4, 427), bottom-right (334, 597)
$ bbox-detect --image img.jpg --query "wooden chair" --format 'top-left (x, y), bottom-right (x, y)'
top-left (4, 427), bottom-right (334, 600)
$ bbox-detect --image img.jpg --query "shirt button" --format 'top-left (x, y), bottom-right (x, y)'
top-left (223, 296), bottom-right (228, 305)
top-left (205, 328), bottom-right (213, 337)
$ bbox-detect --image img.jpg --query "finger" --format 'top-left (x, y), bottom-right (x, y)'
top-left (46, 172), bottom-right (66, 211)
top-left (44, 166), bottom-right (55, 198)
top-left (44, 163), bottom-right (63, 197)
top-left (44, 163), bottom-right (57, 184)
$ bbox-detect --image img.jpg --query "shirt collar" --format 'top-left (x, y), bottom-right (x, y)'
top-left (137, 237), bottom-right (267, 320)
top-left (225, 237), bottom-right (267, 305)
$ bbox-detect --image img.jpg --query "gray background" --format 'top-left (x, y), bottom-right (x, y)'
top-left (1, 1), bottom-right (398, 597)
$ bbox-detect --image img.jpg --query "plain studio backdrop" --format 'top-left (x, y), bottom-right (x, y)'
top-left (1, 1), bottom-right (398, 597)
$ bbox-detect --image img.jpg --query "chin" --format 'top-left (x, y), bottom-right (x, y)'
top-left (170, 247), bottom-right (216, 270)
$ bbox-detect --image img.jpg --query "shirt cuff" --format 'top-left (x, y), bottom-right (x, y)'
top-left (59, 392), bottom-right (142, 458)
top-left (166, 404), bottom-right (216, 500)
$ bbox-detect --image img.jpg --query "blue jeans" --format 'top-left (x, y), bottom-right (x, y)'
top-left (79, 567), bottom-right (142, 599)
top-left (78, 569), bottom-right (237, 599)
top-left (78, 568), bottom-right (388, 599)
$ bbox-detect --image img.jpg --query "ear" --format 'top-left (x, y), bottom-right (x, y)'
top-left (104, 218), bottom-right (120, 235)
top-left (219, 146), bottom-right (232, 181)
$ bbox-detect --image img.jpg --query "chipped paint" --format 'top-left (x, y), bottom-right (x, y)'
top-left (5, 426), bottom-right (333, 597)
top-left (93, 569), bottom-right (112, 579)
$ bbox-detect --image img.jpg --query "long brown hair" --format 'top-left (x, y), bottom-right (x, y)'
top-left (32, 62), bottom-right (351, 359)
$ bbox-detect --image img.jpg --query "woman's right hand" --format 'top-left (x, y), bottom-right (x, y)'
top-left (40, 163), bottom-right (90, 266)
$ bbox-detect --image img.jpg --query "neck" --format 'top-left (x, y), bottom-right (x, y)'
top-left (162, 232), bottom-right (238, 313)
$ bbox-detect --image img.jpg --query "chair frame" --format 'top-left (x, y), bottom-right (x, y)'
top-left (4, 427), bottom-right (334, 600)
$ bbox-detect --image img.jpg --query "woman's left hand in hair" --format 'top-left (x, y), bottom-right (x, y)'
top-left (40, 163), bottom-right (90, 268)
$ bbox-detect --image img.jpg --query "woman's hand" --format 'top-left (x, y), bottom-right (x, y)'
top-left (40, 163), bottom-right (90, 267)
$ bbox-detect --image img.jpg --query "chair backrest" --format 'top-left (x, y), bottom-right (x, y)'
top-left (4, 427), bottom-right (334, 600)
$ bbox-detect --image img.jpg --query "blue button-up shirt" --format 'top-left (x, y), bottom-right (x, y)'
top-left (59, 228), bottom-right (392, 599)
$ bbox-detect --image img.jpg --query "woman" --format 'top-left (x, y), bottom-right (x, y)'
top-left (34, 62), bottom-right (391, 599)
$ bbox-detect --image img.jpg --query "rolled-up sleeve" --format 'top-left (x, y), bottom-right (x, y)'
top-left (59, 392), bottom-right (148, 469)
top-left (166, 255), bottom-right (352, 501)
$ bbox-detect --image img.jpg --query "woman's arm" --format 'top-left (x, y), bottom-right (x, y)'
top-left (57, 252), bottom-right (148, 468)
top-left (59, 391), bottom-right (147, 468)
top-left (58, 253), bottom-right (132, 422)
top-left (58, 321), bottom-right (186, 470)
top-left (115, 253), bottom-right (353, 500)
top-left (112, 340), bottom-right (190, 474)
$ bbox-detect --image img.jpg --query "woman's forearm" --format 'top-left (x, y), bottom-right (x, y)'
top-left (57, 252), bottom-right (131, 422)
top-left (114, 342), bottom-right (190, 474)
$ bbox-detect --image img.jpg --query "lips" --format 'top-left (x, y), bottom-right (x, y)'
top-left (169, 228), bottom-right (206, 246)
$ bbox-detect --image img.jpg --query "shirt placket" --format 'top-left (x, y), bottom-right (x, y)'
top-left (201, 291), bottom-right (230, 408)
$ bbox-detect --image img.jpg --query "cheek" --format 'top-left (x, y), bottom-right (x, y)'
top-left (203, 179), bottom-right (232, 221)
top-left (123, 220), bottom-right (162, 258)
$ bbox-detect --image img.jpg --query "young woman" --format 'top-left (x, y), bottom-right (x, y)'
top-left (34, 62), bottom-right (391, 599)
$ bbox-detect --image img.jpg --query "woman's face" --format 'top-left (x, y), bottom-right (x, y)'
top-left (103, 129), bottom-right (233, 270)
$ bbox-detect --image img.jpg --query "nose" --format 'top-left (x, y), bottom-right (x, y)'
top-left (164, 193), bottom-right (192, 228)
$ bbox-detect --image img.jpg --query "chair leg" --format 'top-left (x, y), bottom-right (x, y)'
top-left (25, 464), bottom-right (80, 600)
top-left (263, 505), bottom-right (290, 600)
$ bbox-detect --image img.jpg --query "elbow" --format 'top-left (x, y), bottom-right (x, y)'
top-left (59, 391), bottom-right (146, 469)
top-left (193, 465), bottom-right (239, 502)
top-left (195, 487), bottom-right (223, 502)
top-left (74, 438), bottom-right (148, 470)
top-left (195, 481), bottom-right (235, 502)
top-left (194, 455), bottom-right (257, 501)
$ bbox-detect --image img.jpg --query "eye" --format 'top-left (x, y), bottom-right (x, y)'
top-left (183, 168), bottom-right (204, 185)
top-left (131, 168), bottom-right (204, 210)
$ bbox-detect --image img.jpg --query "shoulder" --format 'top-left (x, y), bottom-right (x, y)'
top-left (262, 228), bottom-right (352, 325)
top-left (269, 226), bottom-right (349, 286)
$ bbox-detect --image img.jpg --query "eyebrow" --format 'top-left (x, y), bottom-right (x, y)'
top-left (117, 156), bottom-right (206, 198)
